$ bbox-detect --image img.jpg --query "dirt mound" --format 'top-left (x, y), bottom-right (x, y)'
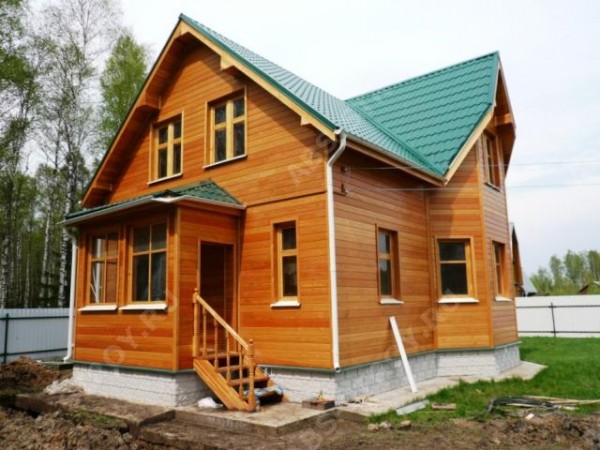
top-left (0, 407), bottom-right (173, 450)
top-left (484, 414), bottom-right (600, 449)
top-left (0, 357), bottom-right (61, 393)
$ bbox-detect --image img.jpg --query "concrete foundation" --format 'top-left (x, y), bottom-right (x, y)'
top-left (73, 364), bottom-right (210, 407)
top-left (73, 342), bottom-right (521, 406)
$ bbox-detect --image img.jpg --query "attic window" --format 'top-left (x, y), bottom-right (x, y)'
top-left (483, 133), bottom-right (501, 188)
top-left (207, 94), bottom-right (246, 165)
top-left (152, 117), bottom-right (182, 181)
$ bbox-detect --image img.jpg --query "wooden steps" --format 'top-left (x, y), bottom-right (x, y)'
top-left (192, 292), bottom-right (282, 412)
top-left (193, 354), bottom-right (282, 411)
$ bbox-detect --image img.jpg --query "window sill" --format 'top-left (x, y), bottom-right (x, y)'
top-left (270, 299), bottom-right (300, 309)
top-left (203, 154), bottom-right (247, 169)
top-left (79, 305), bottom-right (118, 312)
top-left (120, 303), bottom-right (168, 311)
top-left (495, 295), bottom-right (513, 302)
top-left (379, 298), bottom-right (404, 305)
top-left (148, 173), bottom-right (183, 186)
top-left (438, 297), bottom-right (479, 304)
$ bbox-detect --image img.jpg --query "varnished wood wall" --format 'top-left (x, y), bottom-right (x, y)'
top-left (333, 151), bottom-right (435, 367)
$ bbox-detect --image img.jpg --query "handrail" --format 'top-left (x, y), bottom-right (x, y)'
top-left (193, 290), bottom-right (248, 351)
top-left (192, 289), bottom-right (256, 411)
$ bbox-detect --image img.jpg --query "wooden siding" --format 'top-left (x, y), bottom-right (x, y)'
top-left (106, 42), bottom-right (326, 208)
top-left (176, 207), bottom-right (239, 370)
top-left (427, 146), bottom-right (493, 349)
top-left (238, 194), bottom-right (332, 369)
top-left (481, 124), bottom-right (519, 346)
top-left (333, 151), bottom-right (434, 367)
top-left (73, 208), bottom-right (177, 370)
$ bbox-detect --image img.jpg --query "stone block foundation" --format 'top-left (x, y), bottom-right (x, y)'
top-left (72, 343), bottom-right (520, 406)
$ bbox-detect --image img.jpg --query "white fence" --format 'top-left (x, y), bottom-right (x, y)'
top-left (0, 308), bottom-right (69, 364)
top-left (516, 296), bottom-right (600, 337)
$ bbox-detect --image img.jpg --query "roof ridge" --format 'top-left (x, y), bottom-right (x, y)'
top-left (347, 51), bottom-right (499, 103)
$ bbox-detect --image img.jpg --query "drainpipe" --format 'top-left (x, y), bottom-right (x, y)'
top-left (64, 236), bottom-right (77, 362)
top-left (326, 130), bottom-right (347, 372)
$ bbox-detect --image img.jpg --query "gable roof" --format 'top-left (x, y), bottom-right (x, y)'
top-left (181, 15), bottom-right (502, 178)
top-left (83, 15), bottom-right (509, 207)
top-left (347, 53), bottom-right (500, 174)
top-left (64, 180), bottom-right (243, 226)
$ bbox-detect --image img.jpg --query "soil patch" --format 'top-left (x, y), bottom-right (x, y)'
top-left (0, 357), bottom-right (62, 393)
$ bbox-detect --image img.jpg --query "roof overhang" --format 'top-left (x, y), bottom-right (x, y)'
top-left (63, 195), bottom-right (245, 227)
top-left (345, 134), bottom-right (445, 186)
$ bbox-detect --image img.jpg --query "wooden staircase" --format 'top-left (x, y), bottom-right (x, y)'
top-left (192, 291), bottom-right (282, 411)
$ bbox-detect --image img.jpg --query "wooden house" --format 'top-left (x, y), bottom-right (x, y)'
top-left (65, 14), bottom-right (522, 410)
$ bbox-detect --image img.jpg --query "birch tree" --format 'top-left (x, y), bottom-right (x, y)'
top-left (0, 0), bottom-right (39, 308)
top-left (36, 0), bottom-right (121, 306)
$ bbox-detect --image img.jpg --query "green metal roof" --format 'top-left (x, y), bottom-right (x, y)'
top-left (347, 53), bottom-right (499, 174)
top-left (181, 15), bottom-right (500, 177)
top-left (65, 180), bottom-right (242, 222)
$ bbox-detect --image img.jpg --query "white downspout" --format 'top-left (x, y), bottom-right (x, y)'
top-left (64, 236), bottom-right (77, 362)
top-left (327, 130), bottom-right (347, 371)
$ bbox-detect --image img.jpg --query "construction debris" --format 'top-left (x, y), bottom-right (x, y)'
top-left (431, 402), bottom-right (457, 411)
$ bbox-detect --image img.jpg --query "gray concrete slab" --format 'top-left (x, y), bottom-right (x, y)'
top-left (176, 400), bottom-right (335, 435)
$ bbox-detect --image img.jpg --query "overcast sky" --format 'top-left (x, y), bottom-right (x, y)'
top-left (118, 0), bottom-right (599, 275)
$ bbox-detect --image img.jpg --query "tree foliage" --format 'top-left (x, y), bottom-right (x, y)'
top-left (98, 31), bottom-right (148, 153)
top-left (0, 0), bottom-right (147, 308)
top-left (531, 250), bottom-right (600, 295)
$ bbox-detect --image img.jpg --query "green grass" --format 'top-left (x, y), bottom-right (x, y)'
top-left (371, 337), bottom-right (600, 424)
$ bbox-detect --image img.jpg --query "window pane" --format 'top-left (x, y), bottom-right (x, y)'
top-left (233, 123), bottom-right (245, 157)
top-left (151, 252), bottom-right (166, 301)
top-left (105, 261), bottom-right (118, 302)
top-left (282, 227), bottom-right (296, 250)
top-left (282, 256), bottom-right (298, 297)
top-left (440, 263), bottom-right (468, 295)
top-left (233, 98), bottom-right (244, 117)
top-left (215, 129), bottom-right (226, 162)
top-left (106, 233), bottom-right (118, 257)
top-left (158, 148), bottom-right (168, 178)
top-left (173, 143), bottom-right (181, 174)
top-left (133, 227), bottom-right (150, 252)
top-left (379, 259), bottom-right (392, 296)
top-left (378, 231), bottom-right (391, 253)
top-left (133, 254), bottom-right (149, 301)
top-left (173, 120), bottom-right (181, 139)
top-left (439, 242), bottom-right (465, 261)
top-left (158, 127), bottom-right (168, 144)
top-left (214, 105), bottom-right (226, 124)
top-left (90, 262), bottom-right (104, 303)
top-left (152, 223), bottom-right (167, 250)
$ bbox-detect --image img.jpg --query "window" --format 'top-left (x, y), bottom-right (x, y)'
top-left (438, 240), bottom-right (472, 297)
top-left (209, 95), bottom-right (246, 164)
top-left (153, 117), bottom-right (182, 180)
top-left (89, 233), bottom-right (119, 304)
top-left (132, 223), bottom-right (167, 302)
top-left (275, 223), bottom-right (298, 299)
top-left (377, 229), bottom-right (398, 298)
top-left (493, 242), bottom-right (507, 297)
top-left (482, 133), bottom-right (501, 187)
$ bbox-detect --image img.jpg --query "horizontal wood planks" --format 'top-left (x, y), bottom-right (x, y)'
top-left (427, 146), bottom-right (493, 349)
top-left (238, 194), bottom-right (332, 369)
top-left (106, 44), bottom-right (327, 207)
top-left (73, 209), bottom-right (178, 370)
top-left (334, 151), bottom-right (435, 366)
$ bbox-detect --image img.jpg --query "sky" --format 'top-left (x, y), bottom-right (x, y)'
top-left (117, 0), bottom-right (600, 275)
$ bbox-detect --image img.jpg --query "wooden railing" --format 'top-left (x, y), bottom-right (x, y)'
top-left (192, 289), bottom-right (256, 410)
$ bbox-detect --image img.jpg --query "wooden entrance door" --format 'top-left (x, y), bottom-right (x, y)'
top-left (199, 242), bottom-right (235, 351)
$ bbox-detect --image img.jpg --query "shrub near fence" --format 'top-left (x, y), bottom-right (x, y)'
top-left (516, 296), bottom-right (600, 338)
top-left (0, 308), bottom-right (69, 364)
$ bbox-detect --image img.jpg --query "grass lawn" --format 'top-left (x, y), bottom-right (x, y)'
top-left (372, 337), bottom-right (600, 423)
